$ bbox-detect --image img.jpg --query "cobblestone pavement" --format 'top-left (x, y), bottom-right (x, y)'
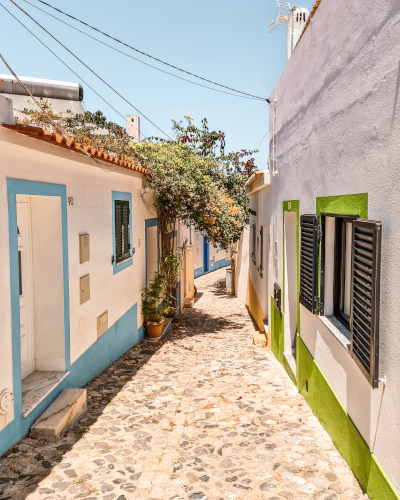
top-left (0, 268), bottom-right (366, 500)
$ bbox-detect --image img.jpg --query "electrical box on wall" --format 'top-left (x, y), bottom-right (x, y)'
top-left (79, 234), bottom-right (90, 263)
top-left (80, 274), bottom-right (90, 305)
top-left (97, 310), bottom-right (108, 338)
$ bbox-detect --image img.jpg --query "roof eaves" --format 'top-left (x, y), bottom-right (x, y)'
top-left (1, 123), bottom-right (149, 176)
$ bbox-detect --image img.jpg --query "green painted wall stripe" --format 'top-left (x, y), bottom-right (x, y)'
top-left (316, 193), bottom-right (368, 219)
top-left (297, 338), bottom-right (399, 500)
top-left (270, 192), bottom-right (399, 499)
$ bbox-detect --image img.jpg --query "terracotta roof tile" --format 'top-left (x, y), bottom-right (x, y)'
top-left (1, 123), bottom-right (148, 176)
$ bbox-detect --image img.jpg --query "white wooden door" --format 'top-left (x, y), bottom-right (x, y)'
top-left (17, 200), bottom-right (35, 380)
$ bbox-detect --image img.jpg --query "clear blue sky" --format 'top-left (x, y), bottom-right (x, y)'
top-left (0, 0), bottom-right (314, 168)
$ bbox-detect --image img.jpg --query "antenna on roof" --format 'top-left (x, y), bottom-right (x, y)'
top-left (268, 0), bottom-right (309, 61)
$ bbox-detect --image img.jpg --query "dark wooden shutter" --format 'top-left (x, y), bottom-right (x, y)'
top-left (350, 219), bottom-right (381, 388)
top-left (260, 226), bottom-right (264, 276)
top-left (115, 200), bottom-right (131, 263)
top-left (300, 215), bottom-right (319, 314)
top-left (252, 222), bottom-right (256, 261)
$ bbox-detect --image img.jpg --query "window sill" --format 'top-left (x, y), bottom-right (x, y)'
top-left (113, 256), bottom-right (133, 275)
top-left (317, 315), bottom-right (351, 352)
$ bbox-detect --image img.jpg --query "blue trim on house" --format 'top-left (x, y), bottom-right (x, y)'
top-left (145, 218), bottom-right (159, 288)
top-left (210, 257), bottom-right (231, 271)
top-left (203, 238), bottom-right (209, 273)
top-left (0, 304), bottom-right (143, 457)
top-left (112, 191), bottom-right (133, 275)
top-left (194, 266), bottom-right (205, 278)
top-left (7, 179), bottom-right (71, 426)
top-left (194, 234), bottom-right (229, 278)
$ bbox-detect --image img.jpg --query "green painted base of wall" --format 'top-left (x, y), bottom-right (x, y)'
top-left (270, 296), bottom-right (296, 385)
top-left (297, 339), bottom-right (399, 500)
top-left (269, 299), bottom-right (399, 499)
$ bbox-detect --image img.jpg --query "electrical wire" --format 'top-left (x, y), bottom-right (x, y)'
top-left (0, 48), bottom-right (124, 172)
top-left (255, 129), bottom-right (269, 150)
top-left (22, 0), bottom-right (264, 102)
top-left (9, 0), bottom-right (172, 140)
top-left (0, 3), bottom-right (144, 139)
top-left (30, 0), bottom-right (269, 102)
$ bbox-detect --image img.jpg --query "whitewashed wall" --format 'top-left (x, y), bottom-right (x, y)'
top-left (253, 0), bottom-right (400, 491)
top-left (0, 122), bottom-right (148, 430)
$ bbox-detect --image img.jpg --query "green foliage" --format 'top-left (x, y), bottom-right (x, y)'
top-left (130, 117), bottom-right (258, 249)
top-left (141, 270), bottom-right (168, 325)
top-left (16, 104), bottom-right (258, 250)
top-left (141, 243), bottom-right (188, 322)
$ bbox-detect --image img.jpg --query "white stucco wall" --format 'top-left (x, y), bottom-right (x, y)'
top-left (251, 0), bottom-right (400, 492)
top-left (0, 123), bottom-right (148, 432)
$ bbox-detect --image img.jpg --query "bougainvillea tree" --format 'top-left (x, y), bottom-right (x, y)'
top-left (16, 105), bottom-right (257, 299)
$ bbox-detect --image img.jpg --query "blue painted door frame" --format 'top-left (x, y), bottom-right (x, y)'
top-left (145, 218), bottom-right (159, 288)
top-left (203, 238), bottom-right (210, 273)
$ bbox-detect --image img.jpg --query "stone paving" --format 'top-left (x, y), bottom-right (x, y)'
top-left (0, 268), bottom-right (366, 500)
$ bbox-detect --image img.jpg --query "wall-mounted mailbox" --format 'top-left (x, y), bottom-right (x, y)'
top-left (274, 282), bottom-right (282, 312)
top-left (97, 310), bottom-right (108, 338)
top-left (79, 234), bottom-right (90, 264)
top-left (80, 274), bottom-right (90, 305)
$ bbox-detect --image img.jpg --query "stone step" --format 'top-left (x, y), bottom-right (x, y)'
top-left (184, 297), bottom-right (195, 308)
top-left (31, 389), bottom-right (86, 437)
top-left (253, 330), bottom-right (267, 346)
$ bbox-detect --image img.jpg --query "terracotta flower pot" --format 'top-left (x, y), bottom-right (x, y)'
top-left (145, 321), bottom-right (164, 339)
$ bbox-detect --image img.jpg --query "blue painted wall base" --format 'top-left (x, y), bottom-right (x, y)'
top-left (0, 304), bottom-right (144, 457)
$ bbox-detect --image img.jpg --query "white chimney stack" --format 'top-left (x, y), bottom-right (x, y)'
top-left (287, 7), bottom-right (309, 61)
top-left (127, 114), bottom-right (140, 142)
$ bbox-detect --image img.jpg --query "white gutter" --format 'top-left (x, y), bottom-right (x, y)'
top-left (245, 170), bottom-right (271, 196)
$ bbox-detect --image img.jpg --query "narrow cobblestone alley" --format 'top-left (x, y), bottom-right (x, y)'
top-left (0, 268), bottom-right (366, 500)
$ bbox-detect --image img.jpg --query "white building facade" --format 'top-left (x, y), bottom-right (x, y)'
top-left (0, 94), bottom-right (175, 455)
top-left (246, 0), bottom-right (400, 498)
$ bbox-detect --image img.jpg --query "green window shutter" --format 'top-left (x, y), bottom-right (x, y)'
top-left (115, 200), bottom-right (131, 263)
top-left (350, 219), bottom-right (381, 388)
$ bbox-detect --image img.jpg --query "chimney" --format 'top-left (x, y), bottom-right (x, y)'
top-left (127, 114), bottom-right (140, 142)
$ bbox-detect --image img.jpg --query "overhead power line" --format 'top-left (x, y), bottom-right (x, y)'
top-left (21, 0), bottom-right (262, 102)
top-left (8, 0), bottom-right (172, 139)
top-left (0, 49), bottom-right (123, 172)
top-left (30, 0), bottom-right (270, 103)
top-left (0, 2), bottom-right (144, 138)
top-left (256, 129), bottom-right (269, 150)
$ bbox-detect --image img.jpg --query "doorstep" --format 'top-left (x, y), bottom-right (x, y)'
top-left (283, 352), bottom-right (297, 381)
top-left (21, 371), bottom-right (69, 418)
top-left (253, 330), bottom-right (267, 346)
top-left (31, 388), bottom-right (86, 437)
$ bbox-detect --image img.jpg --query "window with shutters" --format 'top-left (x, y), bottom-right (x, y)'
top-left (317, 213), bottom-right (382, 388)
top-left (300, 215), bottom-right (319, 314)
top-left (115, 200), bottom-right (131, 263)
top-left (350, 219), bottom-right (381, 388)
top-left (252, 221), bottom-right (256, 264)
top-left (333, 216), bottom-right (358, 329)
top-left (259, 226), bottom-right (264, 277)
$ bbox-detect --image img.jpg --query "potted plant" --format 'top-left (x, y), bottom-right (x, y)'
top-left (141, 271), bottom-right (168, 339)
